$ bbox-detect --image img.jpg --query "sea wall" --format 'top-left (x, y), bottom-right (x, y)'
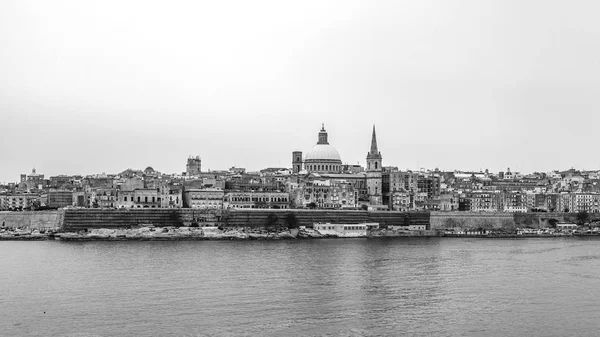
top-left (62, 209), bottom-right (219, 230)
top-left (220, 209), bottom-right (430, 229)
top-left (61, 209), bottom-right (430, 231)
top-left (4, 208), bottom-right (597, 233)
top-left (0, 210), bottom-right (63, 230)
top-left (430, 211), bottom-right (600, 229)
top-left (430, 212), bottom-right (515, 229)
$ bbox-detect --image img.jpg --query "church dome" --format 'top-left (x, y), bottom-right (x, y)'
top-left (304, 144), bottom-right (341, 162)
top-left (301, 124), bottom-right (343, 174)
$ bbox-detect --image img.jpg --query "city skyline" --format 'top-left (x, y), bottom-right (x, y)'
top-left (3, 1), bottom-right (600, 181)
top-left (2, 119), bottom-right (600, 183)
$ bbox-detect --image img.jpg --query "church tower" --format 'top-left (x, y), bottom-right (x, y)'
top-left (366, 125), bottom-right (383, 205)
top-left (292, 151), bottom-right (303, 174)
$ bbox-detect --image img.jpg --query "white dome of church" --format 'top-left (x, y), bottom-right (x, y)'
top-left (300, 124), bottom-right (343, 174)
top-left (304, 144), bottom-right (341, 161)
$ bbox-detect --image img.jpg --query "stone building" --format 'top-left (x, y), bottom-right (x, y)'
top-left (116, 189), bottom-right (161, 208)
top-left (92, 188), bottom-right (118, 208)
top-left (132, 189), bottom-right (161, 208)
top-left (292, 151), bottom-right (303, 174)
top-left (389, 191), bottom-right (413, 211)
top-left (186, 156), bottom-right (202, 176)
top-left (160, 185), bottom-right (183, 208)
top-left (184, 188), bottom-right (224, 209)
top-left (366, 125), bottom-right (383, 205)
top-left (47, 190), bottom-right (74, 208)
top-left (0, 193), bottom-right (41, 210)
top-left (292, 179), bottom-right (357, 209)
top-left (224, 191), bottom-right (290, 209)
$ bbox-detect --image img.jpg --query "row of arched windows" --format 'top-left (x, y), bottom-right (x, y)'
top-left (306, 164), bottom-right (340, 172)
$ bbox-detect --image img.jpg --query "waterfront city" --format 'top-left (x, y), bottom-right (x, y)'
top-left (4, 124), bottom-right (600, 214)
top-left (2, 124), bottom-right (600, 239)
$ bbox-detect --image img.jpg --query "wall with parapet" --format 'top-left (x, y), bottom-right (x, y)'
top-left (10, 209), bottom-right (596, 232)
top-left (431, 211), bottom-right (600, 230)
top-left (0, 210), bottom-right (63, 230)
top-left (62, 209), bottom-right (219, 230)
top-left (221, 209), bottom-right (430, 229)
top-left (61, 209), bottom-right (430, 230)
top-left (430, 212), bottom-right (514, 229)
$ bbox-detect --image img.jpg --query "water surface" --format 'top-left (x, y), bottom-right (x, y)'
top-left (1, 238), bottom-right (600, 336)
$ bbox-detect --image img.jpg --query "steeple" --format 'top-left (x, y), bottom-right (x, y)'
top-left (369, 125), bottom-right (378, 155)
top-left (365, 124), bottom-right (383, 205)
top-left (367, 125), bottom-right (381, 159)
top-left (317, 123), bottom-right (329, 144)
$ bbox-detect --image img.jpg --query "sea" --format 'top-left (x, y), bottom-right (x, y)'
top-left (1, 237), bottom-right (600, 337)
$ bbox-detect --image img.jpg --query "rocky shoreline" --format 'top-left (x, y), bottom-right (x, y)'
top-left (2, 226), bottom-right (598, 241)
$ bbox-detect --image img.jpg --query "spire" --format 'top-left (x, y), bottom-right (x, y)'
top-left (367, 124), bottom-right (382, 160)
top-left (317, 124), bottom-right (329, 144)
top-left (370, 125), bottom-right (378, 155)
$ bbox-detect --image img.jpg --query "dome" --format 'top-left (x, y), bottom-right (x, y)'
top-left (144, 166), bottom-right (155, 174)
top-left (304, 144), bottom-right (341, 162)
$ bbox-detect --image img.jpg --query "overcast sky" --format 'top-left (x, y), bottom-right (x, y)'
top-left (2, 0), bottom-right (600, 182)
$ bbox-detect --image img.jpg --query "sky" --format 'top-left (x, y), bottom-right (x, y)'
top-left (2, 0), bottom-right (600, 183)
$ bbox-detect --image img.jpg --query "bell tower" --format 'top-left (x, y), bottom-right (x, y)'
top-left (292, 151), bottom-right (303, 174)
top-left (366, 125), bottom-right (382, 205)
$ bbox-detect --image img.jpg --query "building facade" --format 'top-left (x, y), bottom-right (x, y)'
top-left (184, 188), bottom-right (224, 209)
top-left (186, 156), bottom-right (202, 176)
top-left (224, 191), bottom-right (290, 209)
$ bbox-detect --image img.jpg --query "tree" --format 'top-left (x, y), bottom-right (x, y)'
top-left (266, 213), bottom-right (279, 230)
top-left (29, 199), bottom-right (41, 211)
top-left (284, 213), bottom-right (299, 228)
top-left (576, 211), bottom-right (589, 226)
top-left (360, 204), bottom-right (369, 211)
top-left (307, 202), bottom-right (317, 209)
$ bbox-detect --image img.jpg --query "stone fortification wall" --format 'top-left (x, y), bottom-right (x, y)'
top-left (62, 209), bottom-right (429, 230)
top-left (430, 212), bottom-right (514, 229)
top-left (431, 211), bottom-right (600, 230)
top-left (0, 210), bottom-right (63, 230)
top-left (221, 209), bottom-right (430, 229)
top-left (8, 209), bottom-right (599, 232)
top-left (62, 209), bottom-right (219, 230)
top-left (528, 212), bottom-right (600, 227)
